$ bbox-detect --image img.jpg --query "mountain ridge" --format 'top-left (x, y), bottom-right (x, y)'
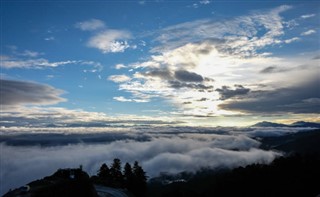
top-left (251, 121), bottom-right (320, 128)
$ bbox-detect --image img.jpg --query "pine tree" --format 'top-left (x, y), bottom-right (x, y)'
top-left (98, 163), bottom-right (110, 178)
top-left (123, 162), bottom-right (134, 191)
top-left (97, 163), bottom-right (111, 186)
top-left (132, 161), bottom-right (148, 197)
top-left (110, 158), bottom-right (124, 188)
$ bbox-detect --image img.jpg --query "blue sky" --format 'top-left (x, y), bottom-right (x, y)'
top-left (1, 0), bottom-right (319, 127)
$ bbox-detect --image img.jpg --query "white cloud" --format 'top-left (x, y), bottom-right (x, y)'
top-left (0, 57), bottom-right (103, 70)
top-left (115, 63), bottom-right (126, 69)
top-left (192, 3), bottom-right (199, 9)
top-left (301, 29), bottom-right (316, 36)
top-left (284, 37), bottom-right (300, 43)
top-left (20, 50), bottom-right (42, 57)
top-left (75, 19), bottom-right (106, 31)
top-left (113, 96), bottom-right (133, 102)
top-left (0, 58), bottom-right (76, 69)
top-left (87, 30), bottom-right (132, 53)
top-left (300, 13), bottom-right (316, 19)
top-left (152, 5), bottom-right (292, 54)
top-left (199, 0), bottom-right (211, 5)
top-left (44, 36), bottom-right (55, 41)
top-left (108, 75), bottom-right (131, 83)
top-left (113, 96), bottom-right (149, 103)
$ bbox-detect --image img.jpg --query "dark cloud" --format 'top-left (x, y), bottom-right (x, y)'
top-left (0, 79), bottom-right (65, 106)
top-left (260, 66), bottom-right (277, 73)
top-left (216, 85), bottom-right (250, 100)
top-left (195, 41), bottom-right (218, 55)
top-left (312, 55), bottom-right (320, 60)
top-left (169, 80), bottom-right (213, 91)
top-left (219, 78), bottom-right (320, 114)
top-left (142, 69), bottom-right (173, 80)
top-left (259, 66), bottom-right (289, 74)
top-left (174, 70), bottom-right (203, 82)
top-left (197, 98), bottom-right (209, 102)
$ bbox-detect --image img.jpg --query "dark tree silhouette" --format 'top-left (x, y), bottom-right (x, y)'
top-left (109, 158), bottom-right (124, 188)
top-left (132, 161), bottom-right (148, 197)
top-left (95, 163), bottom-right (111, 186)
top-left (92, 159), bottom-right (148, 196)
top-left (123, 162), bottom-right (134, 192)
top-left (97, 163), bottom-right (110, 178)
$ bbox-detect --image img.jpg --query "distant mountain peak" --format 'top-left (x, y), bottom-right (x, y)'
top-left (251, 121), bottom-right (287, 127)
top-left (290, 121), bottom-right (320, 128)
top-left (251, 121), bottom-right (320, 128)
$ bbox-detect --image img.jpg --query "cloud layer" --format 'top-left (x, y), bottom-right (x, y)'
top-left (1, 126), bottom-right (284, 195)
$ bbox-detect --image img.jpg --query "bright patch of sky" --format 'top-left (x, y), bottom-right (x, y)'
top-left (1, 1), bottom-right (319, 127)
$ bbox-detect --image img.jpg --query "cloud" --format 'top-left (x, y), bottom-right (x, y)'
top-left (115, 64), bottom-right (126, 69)
top-left (260, 66), bottom-right (278, 73)
top-left (301, 29), bottom-right (316, 36)
top-left (113, 96), bottom-right (134, 102)
top-left (108, 75), bottom-right (131, 83)
top-left (19, 50), bottom-right (42, 57)
top-left (6, 47), bottom-right (43, 58)
top-left (44, 36), bottom-right (55, 41)
top-left (0, 105), bottom-right (177, 128)
top-left (152, 5), bottom-right (292, 55)
top-left (1, 127), bottom-right (282, 195)
top-left (0, 58), bottom-right (77, 69)
top-left (0, 57), bottom-right (103, 70)
top-left (113, 96), bottom-right (149, 103)
top-left (284, 37), bottom-right (300, 44)
top-left (300, 14), bottom-right (316, 19)
top-left (174, 70), bottom-right (204, 82)
top-left (199, 0), bottom-right (211, 5)
top-left (141, 69), bottom-right (173, 80)
top-left (169, 81), bottom-right (213, 91)
top-left (75, 19), bottom-right (106, 31)
top-left (259, 66), bottom-right (289, 74)
top-left (0, 79), bottom-right (66, 106)
top-left (106, 5), bottom-right (317, 118)
top-left (87, 30), bottom-right (132, 53)
top-left (312, 54), bottom-right (320, 60)
top-left (216, 85), bottom-right (250, 100)
top-left (219, 78), bottom-right (320, 114)
top-left (144, 148), bottom-right (278, 176)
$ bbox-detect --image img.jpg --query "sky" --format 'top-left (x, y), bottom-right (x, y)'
top-left (1, 1), bottom-right (320, 194)
top-left (1, 1), bottom-right (320, 127)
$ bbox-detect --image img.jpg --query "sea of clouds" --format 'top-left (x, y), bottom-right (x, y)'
top-left (1, 126), bottom-right (311, 195)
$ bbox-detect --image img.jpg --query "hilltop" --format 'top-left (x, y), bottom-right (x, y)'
top-left (251, 121), bottom-right (320, 128)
